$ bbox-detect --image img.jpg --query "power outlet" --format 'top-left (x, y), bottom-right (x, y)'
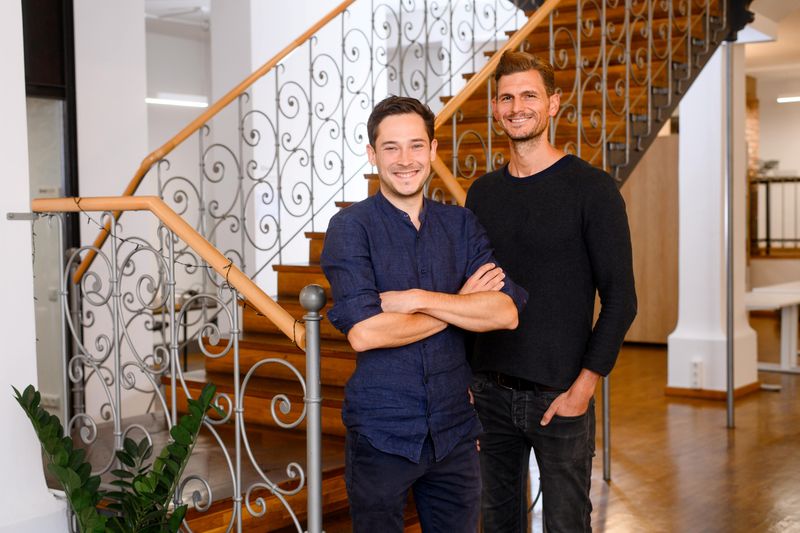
top-left (691, 359), bottom-right (704, 389)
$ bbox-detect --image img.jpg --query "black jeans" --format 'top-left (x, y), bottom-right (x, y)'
top-left (471, 373), bottom-right (595, 533)
top-left (344, 430), bottom-right (481, 532)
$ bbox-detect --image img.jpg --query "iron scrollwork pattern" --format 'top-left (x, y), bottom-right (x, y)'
top-left (444, 0), bottom-right (728, 184)
top-left (48, 209), bottom-right (317, 531)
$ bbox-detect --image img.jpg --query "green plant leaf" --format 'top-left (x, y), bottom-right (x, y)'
top-left (83, 475), bottom-right (101, 494)
top-left (117, 450), bottom-right (135, 468)
top-left (123, 437), bottom-right (139, 458)
top-left (76, 462), bottom-right (91, 483)
top-left (166, 443), bottom-right (187, 461)
top-left (168, 505), bottom-right (187, 532)
top-left (22, 384), bottom-right (35, 407)
top-left (112, 469), bottom-right (134, 479)
top-left (71, 487), bottom-right (92, 511)
top-left (137, 437), bottom-right (151, 457)
top-left (170, 425), bottom-right (192, 446)
top-left (69, 448), bottom-right (86, 470)
top-left (53, 448), bottom-right (69, 467)
top-left (48, 463), bottom-right (81, 493)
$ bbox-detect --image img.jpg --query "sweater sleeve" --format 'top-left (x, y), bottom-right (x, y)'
top-left (580, 175), bottom-right (638, 376)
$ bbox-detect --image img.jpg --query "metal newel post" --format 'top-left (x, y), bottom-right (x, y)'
top-left (300, 284), bottom-right (326, 533)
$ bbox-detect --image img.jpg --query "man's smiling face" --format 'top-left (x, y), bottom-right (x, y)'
top-left (493, 69), bottom-right (560, 143)
top-left (367, 113), bottom-right (437, 204)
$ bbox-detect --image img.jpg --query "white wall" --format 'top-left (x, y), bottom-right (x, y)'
top-left (750, 258), bottom-right (800, 287)
top-left (758, 77), bottom-right (800, 176)
top-left (74, 0), bottom-right (154, 418)
top-left (0, 2), bottom-right (67, 530)
top-left (146, 23), bottom-right (211, 299)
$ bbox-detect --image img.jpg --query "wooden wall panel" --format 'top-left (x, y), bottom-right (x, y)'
top-left (620, 135), bottom-right (679, 343)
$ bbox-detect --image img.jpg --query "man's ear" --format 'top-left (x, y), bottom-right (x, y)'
top-left (429, 138), bottom-right (438, 161)
top-left (367, 144), bottom-right (376, 166)
top-left (548, 92), bottom-right (561, 118)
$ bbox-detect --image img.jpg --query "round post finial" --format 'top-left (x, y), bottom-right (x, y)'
top-left (299, 284), bottom-right (326, 312)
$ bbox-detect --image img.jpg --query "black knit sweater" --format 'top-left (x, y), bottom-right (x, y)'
top-left (465, 155), bottom-right (637, 389)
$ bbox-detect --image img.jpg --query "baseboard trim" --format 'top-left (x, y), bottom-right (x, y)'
top-left (664, 381), bottom-right (761, 400)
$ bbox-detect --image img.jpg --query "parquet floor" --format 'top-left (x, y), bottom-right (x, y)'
top-left (523, 343), bottom-right (800, 533)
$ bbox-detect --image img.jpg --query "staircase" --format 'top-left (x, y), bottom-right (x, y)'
top-left (164, 221), bottom-right (428, 532)
top-left (432, 0), bottom-right (733, 202)
top-left (55, 0), bottom-right (751, 531)
top-left (164, 2), bottom-right (734, 530)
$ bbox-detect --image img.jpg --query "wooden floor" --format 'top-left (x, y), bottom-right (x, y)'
top-left (54, 345), bottom-right (800, 532)
top-left (521, 343), bottom-right (800, 533)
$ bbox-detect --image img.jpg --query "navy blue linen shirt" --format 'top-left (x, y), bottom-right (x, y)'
top-left (321, 191), bottom-right (527, 463)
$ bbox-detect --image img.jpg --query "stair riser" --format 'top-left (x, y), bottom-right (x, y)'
top-left (205, 349), bottom-right (355, 388)
top-left (277, 270), bottom-right (332, 300)
top-left (309, 237), bottom-right (324, 264)
top-left (186, 472), bottom-right (348, 533)
top-left (167, 384), bottom-right (346, 437)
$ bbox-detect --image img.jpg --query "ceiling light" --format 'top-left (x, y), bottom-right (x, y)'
top-left (777, 96), bottom-right (800, 104)
top-left (146, 93), bottom-right (208, 108)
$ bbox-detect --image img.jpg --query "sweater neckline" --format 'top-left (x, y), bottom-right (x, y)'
top-left (502, 154), bottom-right (575, 184)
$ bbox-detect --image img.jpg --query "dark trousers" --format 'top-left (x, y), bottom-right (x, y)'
top-left (344, 430), bottom-right (481, 533)
top-left (470, 373), bottom-right (596, 533)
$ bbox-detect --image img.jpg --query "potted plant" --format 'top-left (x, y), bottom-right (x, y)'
top-left (13, 383), bottom-right (220, 532)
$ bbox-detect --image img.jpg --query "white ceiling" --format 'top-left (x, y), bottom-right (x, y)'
top-left (746, 3), bottom-right (800, 82)
top-left (144, 0), bottom-right (210, 27)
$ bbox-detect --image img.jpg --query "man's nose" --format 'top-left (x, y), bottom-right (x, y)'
top-left (398, 147), bottom-right (412, 164)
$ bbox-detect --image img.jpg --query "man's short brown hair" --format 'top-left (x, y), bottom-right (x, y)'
top-left (494, 50), bottom-right (556, 96)
top-left (367, 95), bottom-right (436, 147)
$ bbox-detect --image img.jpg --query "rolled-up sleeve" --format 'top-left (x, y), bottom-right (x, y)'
top-left (320, 214), bottom-right (383, 335)
top-left (463, 210), bottom-right (528, 314)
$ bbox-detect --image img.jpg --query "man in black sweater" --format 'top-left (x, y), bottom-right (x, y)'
top-left (466, 51), bottom-right (637, 532)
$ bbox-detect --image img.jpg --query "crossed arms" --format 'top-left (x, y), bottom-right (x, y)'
top-left (347, 263), bottom-right (519, 352)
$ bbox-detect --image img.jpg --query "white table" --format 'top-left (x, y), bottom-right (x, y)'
top-left (747, 285), bottom-right (800, 374)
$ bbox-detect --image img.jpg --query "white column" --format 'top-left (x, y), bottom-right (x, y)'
top-left (0, 2), bottom-right (67, 531)
top-left (667, 44), bottom-right (758, 394)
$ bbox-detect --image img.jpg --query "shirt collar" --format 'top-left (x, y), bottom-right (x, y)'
top-left (375, 189), bottom-right (428, 227)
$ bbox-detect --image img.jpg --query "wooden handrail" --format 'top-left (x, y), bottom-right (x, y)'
top-left (434, 0), bottom-right (562, 131)
top-left (431, 157), bottom-right (467, 206)
top-left (73, 0), bottom-right (355, 285)
top-left (32, 196), bottom-right (306, 350)
top-left (431, 0), bottom-right (562, 204)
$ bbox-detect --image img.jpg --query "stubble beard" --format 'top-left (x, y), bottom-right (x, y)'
top-left (380, 166), bottom-right (428, 199)
top-left (503, 116), bottom-right (549, 144)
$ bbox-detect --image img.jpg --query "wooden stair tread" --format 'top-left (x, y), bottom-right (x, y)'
top-left (272, 263), bottom-right (324, 273)
top-left (241, 302), bottom-right (348, 343)
top-left (238, 331), bottom-right (353, 357)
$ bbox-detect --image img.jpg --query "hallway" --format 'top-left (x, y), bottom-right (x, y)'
top-left (573, 344), bottom-right (800, 532)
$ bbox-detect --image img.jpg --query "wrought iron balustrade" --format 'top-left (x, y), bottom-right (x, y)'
top-left (78, 0), bottom-right (532, 295)
top-left (433, 0), bottom-right (730, 196)
top-left (750, 176), bottom-right (800, 256)
top-left (30, 198), bottom-right (323, 532)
